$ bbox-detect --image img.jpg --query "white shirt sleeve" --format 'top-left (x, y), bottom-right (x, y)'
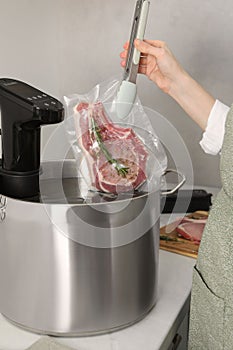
top-left (199, 99), bottom-right (230, 155)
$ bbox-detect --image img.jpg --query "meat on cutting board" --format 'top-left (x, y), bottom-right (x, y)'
top-left (176, 222), bottom-right (206, 243)
top-left (160, 211), bottom-right (209, 257)
top-left (165, 212), bottom-right (208, 244)
top-left (74, 101), bottom-right (148, 193)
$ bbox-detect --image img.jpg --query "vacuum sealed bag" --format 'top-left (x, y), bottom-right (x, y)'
top-left (64, 78), bottom-right (167, 195)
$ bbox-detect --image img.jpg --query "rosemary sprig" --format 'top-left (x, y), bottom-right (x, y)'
top-left (91, 118), bottom-right (129, 177)
top-left (160, 235), bottom-right (179, 242)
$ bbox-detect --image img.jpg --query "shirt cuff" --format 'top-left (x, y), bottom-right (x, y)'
top-left (199, 99), bottom-right (230, 155)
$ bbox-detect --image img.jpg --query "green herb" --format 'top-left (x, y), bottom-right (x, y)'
top-left (91, 118), bottom-right (129, 177)
top-left (160, 235), bottom-right (179, 242)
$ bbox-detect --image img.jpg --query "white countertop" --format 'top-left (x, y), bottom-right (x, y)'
top-left (0, 186), bottom-right (220, 350)
top-left (0, 250), bottom-right (195, 350)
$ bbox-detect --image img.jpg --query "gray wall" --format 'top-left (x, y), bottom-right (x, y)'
top-left (0, 0), bottom-right (233, 187)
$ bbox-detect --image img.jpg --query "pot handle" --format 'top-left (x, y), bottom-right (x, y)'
top-left (161, 169), bottom-right (186, 196)
top-left (0, 195), bottom-right (7, 221)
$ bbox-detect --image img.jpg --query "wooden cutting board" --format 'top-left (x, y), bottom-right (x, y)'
top-left (160, 211), bottom-right (208, 259)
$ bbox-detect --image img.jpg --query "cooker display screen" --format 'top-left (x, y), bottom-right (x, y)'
top-left (3, 81), bottom-right (41, 99)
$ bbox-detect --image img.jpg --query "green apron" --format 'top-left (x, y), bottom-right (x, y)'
top-left (188, 104), bottom-right (233, 349)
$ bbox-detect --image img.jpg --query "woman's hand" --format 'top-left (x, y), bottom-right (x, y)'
top-left (120, 39), bottom-right (185, 94)
top-left (120, 39), bottom-right (215, 130)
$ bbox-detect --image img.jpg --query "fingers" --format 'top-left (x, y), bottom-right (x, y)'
top-left (120, 50), bottom-right (127, 59)
top-left (123, 39), bottom-right (165, 49)
top-left (138, 66), bottom-right (147, 75)
top-left (120, 42), bottom-right (129, 66)
top-left (120, 50), bottom-right (127, 67)
top-left (123, 41), bottom-right (129, 50)
top-left (143, 39), bottom-right (166, 48)
top-left (120, 49), bottom-right (147, 60)
top-left (134, 39), bottom-right (165, 58)
top-left (122, 39), bottom-right (166, 56)
top-left (138, 56), bottom-right (148, 66)
top-left (120, 46), bottom-right (148, 68)
top-left (121, 56), bottom-right (147, 68)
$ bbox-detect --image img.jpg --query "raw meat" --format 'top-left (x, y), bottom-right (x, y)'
top-left (74, 101), bottom-right (148, 193)
top-left (176, 222), bottom-right (206, 243)
top-left (180, 216), bottom-right (207, 225)
top-left (165, 215), bottom-right (208, 234)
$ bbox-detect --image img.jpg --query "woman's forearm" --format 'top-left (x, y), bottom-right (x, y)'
top-left (169, 70), bottom-right (215, 130)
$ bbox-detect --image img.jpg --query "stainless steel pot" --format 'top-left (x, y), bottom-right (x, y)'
top-left (0, 160), bottom-right (184, 336)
